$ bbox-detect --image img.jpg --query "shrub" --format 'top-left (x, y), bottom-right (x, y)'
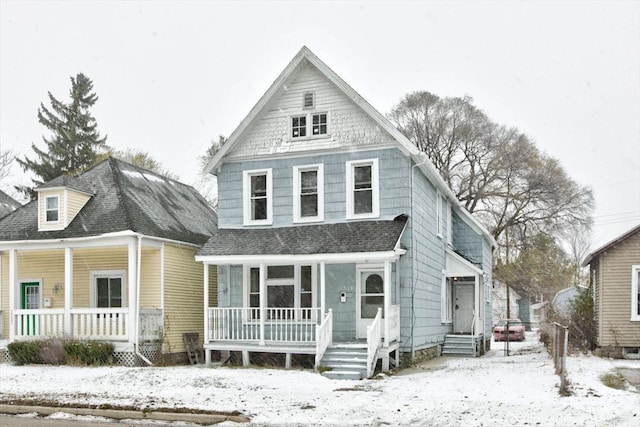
top-left (7, 341), bottom-right (43, 365)
top-left (568, 288), bottom-right (596, 352)
top-left (40, 338), bottom-right (67, 365)
top-left (63, 341), bottom-right (114, 366)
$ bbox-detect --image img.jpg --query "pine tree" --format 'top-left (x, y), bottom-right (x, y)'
top-left (17, 73), bottom-right (107, 199)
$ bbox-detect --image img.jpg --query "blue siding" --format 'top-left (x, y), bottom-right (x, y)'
top-left (217, 148), bottom-right (411, 228)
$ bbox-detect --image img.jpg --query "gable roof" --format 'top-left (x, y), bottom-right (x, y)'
top-left (204, 46), bottom-right (496, 249)
top-left (197, 215), bottom-right (407, 261)
top-left (0, 190), bottom-right (21, 220)
top-left (0, 157), bottom-right (218, 246)
top-left (582, 223), bottom-right (640, 266)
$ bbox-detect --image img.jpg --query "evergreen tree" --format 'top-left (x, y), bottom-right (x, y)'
top-left (17, 73), bottom-right (107, 199)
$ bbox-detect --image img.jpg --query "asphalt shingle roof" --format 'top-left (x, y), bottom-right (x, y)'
top-left (197, 215), bottom-right (407, 257)
top-left (0, 157), bottom-right (218, 245)
top-left (0, 190), bottom-right (21, 220)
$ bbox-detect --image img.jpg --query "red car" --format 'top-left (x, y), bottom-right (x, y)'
top-left (493, 319), bottom-right (526, 341)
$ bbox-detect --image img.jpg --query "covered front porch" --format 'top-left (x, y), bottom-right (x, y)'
top-left (0, 234), bottom-right (165, 364)
top-left (196, 217), bottom-right (408, 378)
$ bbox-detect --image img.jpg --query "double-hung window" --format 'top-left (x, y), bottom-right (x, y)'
top-left (293, 164), bottom-right (324, 223)
top-left (45, 195), bottom-right (59, 223)
top-left (346, 158), bottom-right (379, 219)
top-left (632, 265), bottom-right (640, 321)
top-left (243, 168), bottom-right (273, 225)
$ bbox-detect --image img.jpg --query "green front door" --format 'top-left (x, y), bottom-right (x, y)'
top-left (20, 282), bottom-right (40, 335)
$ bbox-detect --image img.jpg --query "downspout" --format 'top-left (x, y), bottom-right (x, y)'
top-left (410, 157), bottom-right (429, 359)
top-left (135, 235), bottom-right (153, 366)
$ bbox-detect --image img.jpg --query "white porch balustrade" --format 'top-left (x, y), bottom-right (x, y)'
top-left (207, 307), bottom-right (323, 343)
top-left (13, 308), bottom-right (130, 341)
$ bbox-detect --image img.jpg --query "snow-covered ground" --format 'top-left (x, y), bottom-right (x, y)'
top-left (1, 332), bottom-right (639, 426)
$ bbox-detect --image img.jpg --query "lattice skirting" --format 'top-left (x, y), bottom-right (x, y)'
top-left (1, 349), bottom-right (10, 364)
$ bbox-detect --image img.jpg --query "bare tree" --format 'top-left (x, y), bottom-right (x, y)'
top-left (0, 148), bottom-right (14, 183)
top-left (389, 90), bottom-right (594, 262)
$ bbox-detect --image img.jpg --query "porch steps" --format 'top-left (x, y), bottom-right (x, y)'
top-left (442, 335), bottom-right (477, 357)
top-left (319, 343), bottom-right (368, 380)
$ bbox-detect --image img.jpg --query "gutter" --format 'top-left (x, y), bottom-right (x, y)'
top-left (135, 235), bottom-right (153, 366)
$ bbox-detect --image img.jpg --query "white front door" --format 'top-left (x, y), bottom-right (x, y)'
top-left (454, 282), bottom-right (474, 334)
top-left (356, 268), bottom-right (385, 338)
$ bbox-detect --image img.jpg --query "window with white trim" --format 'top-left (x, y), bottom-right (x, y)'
top-left (91, 271), bottom-right (125, 308)
top-left (243, 169), bottom-right (272, 225)
top-left (45, 195), bottom-right (59, 222)
top-left (346, 158), bottom-right (379, 219)
top-left (290, 112), bottom-right (328, 139)
top-left (293, 164), bottom-right (324, 223)
top-left (632, 265), bottom-right (640, 321)
top-left (244, 265), bottom-right (316, 320)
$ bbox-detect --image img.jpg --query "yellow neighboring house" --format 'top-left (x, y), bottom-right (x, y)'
top-left (0, 157), bottom-right (218, 365)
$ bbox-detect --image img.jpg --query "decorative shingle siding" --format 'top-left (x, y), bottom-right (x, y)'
top-left (228, 64), bottom-right (393, 159)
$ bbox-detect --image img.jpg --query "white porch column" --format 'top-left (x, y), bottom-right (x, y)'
top-left (259, 263), bottom-right (266, 346)
top-left (384, 261), bottom-right (391, 347)
top-left (64, 247), bottom-right (73, 335)
top-left (8, 249), bottom-right (17, 342)
top-left (203, 263), bottom-right (210, 365)
top-left (127, 241), bottom-right (137, 345)
top-left (474, 274), bottom-right (480, 336)
top-left (320, 261), bottom-right (326, 316)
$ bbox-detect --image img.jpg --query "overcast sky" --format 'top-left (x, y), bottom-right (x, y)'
top-left (1, 1), bottom-right (638, 250)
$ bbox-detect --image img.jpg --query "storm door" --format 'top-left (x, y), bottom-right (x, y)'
top-left (356, 268), bottom-right (385, 338)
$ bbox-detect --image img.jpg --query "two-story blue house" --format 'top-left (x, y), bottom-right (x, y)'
top-left (196, 47), bottom-right (495, 379)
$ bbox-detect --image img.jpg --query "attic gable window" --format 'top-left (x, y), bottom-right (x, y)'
top-left (292, 115), bottom-right (307, 138)
top-left (45, 195), bottom-right (59, 222)
top-left (312, 113), bottom-right (327, 135)
top-left (291, 112), bottom-right (329, 139)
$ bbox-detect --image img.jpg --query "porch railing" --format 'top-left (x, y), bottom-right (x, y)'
top-left (13, 308), bottom-right (129, 341)
top-left (367, 308), bottom-right (383, 379)
top-left (207, 307), bottom-right (322, 343)
top-left (314, 309), bottom-right (333, 368)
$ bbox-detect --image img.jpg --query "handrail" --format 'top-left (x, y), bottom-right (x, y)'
top-left (366, 308), bottom-right (383, 379)
top-left (314, 309), bottom-right (333, 369)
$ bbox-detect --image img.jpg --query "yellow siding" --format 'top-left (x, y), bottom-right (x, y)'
top-left (72, 247), bottom-right (128, 307)
top-left (208, 264), bottom-right (218, 307)
top-left (16, 249), bottom-right (65, 309)
top-left (38, 190), bottom-right (65, 231)
top-left (163, 244), bottom-right (205, 353)
top-left (598, 231), bottom-right (640, 347)
top-left (1, 254), bottom-right (9, 339)
top-left (140, 247), bottom-right (161, 308)
top-left (66, 190), bottom-right (91, 225)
